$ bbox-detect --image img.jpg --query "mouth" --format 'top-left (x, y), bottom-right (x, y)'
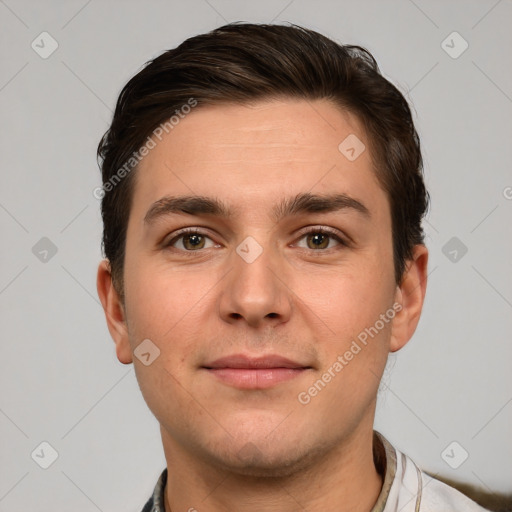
top-left (202, 354), bottom-right (313, 390)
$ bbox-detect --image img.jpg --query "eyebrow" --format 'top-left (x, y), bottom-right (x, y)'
top-left (143, 192), bottom-right (371, 226)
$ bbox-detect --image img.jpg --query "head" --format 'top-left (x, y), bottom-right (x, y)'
top-left (97, 23), bottom-right (429, 475)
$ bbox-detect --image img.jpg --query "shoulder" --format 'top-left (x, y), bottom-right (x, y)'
top-left (418, 470), bottom-right (490, 511)
top-left (375, 432), bottom-right (490, 512)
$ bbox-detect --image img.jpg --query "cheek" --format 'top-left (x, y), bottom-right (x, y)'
top-left (295, 258), bottom-right (393, 339)
top-left (295, 254), bottom-right (395, 400)
top-left (124, 262), bottom-right (206, 423)
top-left (124, 255), bottom-right (217, 340)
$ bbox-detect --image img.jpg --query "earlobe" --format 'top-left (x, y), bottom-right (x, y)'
top-left (389, 245), bottom-right (429, 353)
top-left (96, 260), bottom-right (133, 364)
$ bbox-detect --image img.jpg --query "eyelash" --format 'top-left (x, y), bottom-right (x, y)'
top-left (163, 226), bottom-right (349, 255)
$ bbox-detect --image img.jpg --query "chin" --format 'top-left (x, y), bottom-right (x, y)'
top-left (204, 433), bottom-right (327, 479)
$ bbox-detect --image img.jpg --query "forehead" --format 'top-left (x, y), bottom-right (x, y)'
top-left (131, 98), bottom-right (388, 224)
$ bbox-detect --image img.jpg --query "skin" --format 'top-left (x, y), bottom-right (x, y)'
top-left (97, 99), bottom-right (428, 512)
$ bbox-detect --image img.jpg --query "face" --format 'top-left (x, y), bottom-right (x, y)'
top-left (98, 99), bottom-right (426, 476)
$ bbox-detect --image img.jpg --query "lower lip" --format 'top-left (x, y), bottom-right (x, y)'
top-left (205, 368), bottom-right (308, 389)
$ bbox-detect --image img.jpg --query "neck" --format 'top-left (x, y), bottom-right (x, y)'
top-left (162, 423), bottom-right (383, 512)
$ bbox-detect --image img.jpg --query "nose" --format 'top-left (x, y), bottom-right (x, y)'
top-left (218, 238), bottom-right (292, 329)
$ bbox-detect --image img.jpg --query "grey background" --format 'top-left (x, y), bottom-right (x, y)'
top-left (1, 0), bottom-right (511, 510)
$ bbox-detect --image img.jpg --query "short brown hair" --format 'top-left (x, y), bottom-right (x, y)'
top-left (97, 22), bottom-right (429, 302)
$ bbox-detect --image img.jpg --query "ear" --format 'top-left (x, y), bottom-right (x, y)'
top-left (389, 244), bottom-right (429, 353)
top-left (96, 259), bottom-right (133, 364)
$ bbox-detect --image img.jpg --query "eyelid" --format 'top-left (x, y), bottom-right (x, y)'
top-left (294, 225), bottom-right (347, 241)
top-left (292, 225), bottom-right (349, 249)
top-left (163, 227), bottom-right (218, 248)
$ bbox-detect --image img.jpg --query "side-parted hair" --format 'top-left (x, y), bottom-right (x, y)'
top-left (97, 22), bottom-right (429, 302)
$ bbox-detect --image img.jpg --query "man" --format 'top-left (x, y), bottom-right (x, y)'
top-left (96, 23), bottom-right (489, 511)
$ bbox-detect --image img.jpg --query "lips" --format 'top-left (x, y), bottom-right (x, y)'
top-left (203, 354), bottom-right (310, 370)
top-left (202, 354), bottom-right (312, 389)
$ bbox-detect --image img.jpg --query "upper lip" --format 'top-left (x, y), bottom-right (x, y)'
top-left (203, 354), bottom-right (311, 369)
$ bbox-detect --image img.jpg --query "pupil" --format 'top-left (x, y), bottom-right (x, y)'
top-left (187, 234), bottom-right (202, 247)
top-left (311, 233), bottom-right (327, 248)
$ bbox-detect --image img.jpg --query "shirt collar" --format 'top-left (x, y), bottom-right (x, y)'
top-left (371, 430), bottom-right (398, 512)
top-left (141, 467), bottom-right (167, 512)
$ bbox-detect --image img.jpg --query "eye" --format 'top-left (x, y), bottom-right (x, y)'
top-left (163, 226), bottom-right (348, 254)
top-left (165, 228), bottom-right (218, 251)
top-left (294, 227), bottom-right (347, 251)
